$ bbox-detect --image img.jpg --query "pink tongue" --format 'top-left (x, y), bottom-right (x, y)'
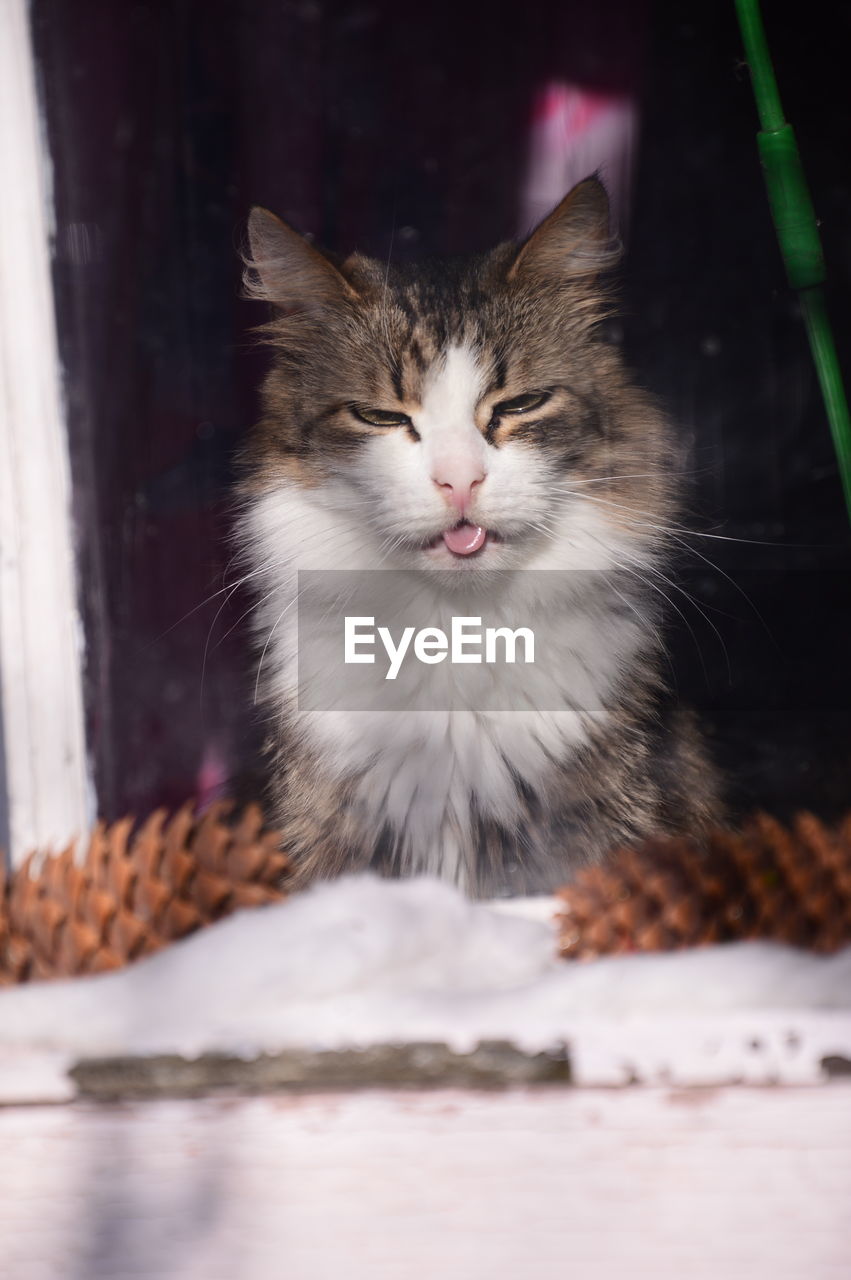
top-left (443, 523), bottom-right (487, 556)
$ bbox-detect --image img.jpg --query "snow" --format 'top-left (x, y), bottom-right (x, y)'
top-left (0, 874), bottom-right (850, 1097)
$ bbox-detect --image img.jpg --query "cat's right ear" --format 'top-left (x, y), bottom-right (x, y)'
top-left (243, 207), bottom-right (357, 313)
top-left (507, 178), bottom-right (621, 285)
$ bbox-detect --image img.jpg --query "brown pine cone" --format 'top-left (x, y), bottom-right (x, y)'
top-left (556, 812), bottom-right (851, 960)
top-left (0, 803), bottom-right (289, 985)
top-left (4, 802), bottom-right (850, 984)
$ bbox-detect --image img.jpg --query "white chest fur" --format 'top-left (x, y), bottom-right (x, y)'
top-left (242, 484), bottom-right (650, 881)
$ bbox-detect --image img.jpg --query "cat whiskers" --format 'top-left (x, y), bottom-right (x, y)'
top-left (585, 531), bottom-right (731, 684)
top-left (198, 556), bottom-right (291, 704)
top-left (251, 521), bottom-right (393, 705)
top-left (556, 473), bottom-right (676, 487)
top-left (561, 488), bottom-right (773, 641)
top-left (552, 484), bottom-right (777, 545)
top-left (147, 551), bottom-right (282, 707)
top-left (380, 216), bottom-right (397, 387)
top-left (153, 556), bottom-right (278, 647)
top-left (253, 590), bottom-right (304, 706)
top-left (526, 502), bottom-right (728, 681)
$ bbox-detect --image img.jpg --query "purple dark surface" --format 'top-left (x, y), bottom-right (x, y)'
top-left (29, 0), bottom-right (851, 822)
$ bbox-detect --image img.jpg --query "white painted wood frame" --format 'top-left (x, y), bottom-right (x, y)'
top-left (0, 0), bottom-right (91, 863)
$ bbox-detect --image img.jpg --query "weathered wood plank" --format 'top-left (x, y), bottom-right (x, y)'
top-left (1, 1087), bottom-right (849, 1279)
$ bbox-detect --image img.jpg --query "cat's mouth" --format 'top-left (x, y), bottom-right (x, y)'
top-left (422, 521), bottom-right (503, 558)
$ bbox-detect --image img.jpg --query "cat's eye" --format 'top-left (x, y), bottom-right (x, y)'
top-left (494, 391), bottom-right (550, 415)
top-left (351, 405), bottom-right (412, 428)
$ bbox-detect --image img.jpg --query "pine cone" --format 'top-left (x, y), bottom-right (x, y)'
top-left (0, 803), bottom-right (289, 985)
top-left (5, 801), bottom-right (851, 985)
top-left (556, 812), bottom-right (851, 960)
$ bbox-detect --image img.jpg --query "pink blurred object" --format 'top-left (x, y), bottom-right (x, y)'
top-left (520, 82), bottom-right (639, 238)
top-left (195, 741), bottom-right (230, 811)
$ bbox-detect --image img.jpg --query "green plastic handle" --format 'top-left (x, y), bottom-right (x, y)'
top-left (735, 0), bottom-right (851, 526)
top-left (757, 126), bottom-right (824, 292)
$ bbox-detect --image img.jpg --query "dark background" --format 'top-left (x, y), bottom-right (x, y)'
top-left (31, 0), bottom-right (851, 822)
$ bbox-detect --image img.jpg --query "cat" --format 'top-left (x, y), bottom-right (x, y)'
top-left (237, 177), bottom-right (721, 897)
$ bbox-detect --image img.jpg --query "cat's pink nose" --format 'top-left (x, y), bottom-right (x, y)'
top-left (432, 463), bottom-right (485, 513)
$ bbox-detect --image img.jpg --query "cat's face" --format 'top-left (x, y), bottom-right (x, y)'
top-left (242, 180), bottom-right (676, 578)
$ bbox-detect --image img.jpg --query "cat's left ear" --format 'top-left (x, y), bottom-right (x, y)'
top-left (243, 206), bottom-right (358, 313)
top-left (507, 177), bottom-right (621, 284)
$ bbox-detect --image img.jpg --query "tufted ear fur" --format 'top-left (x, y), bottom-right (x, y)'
top-left (244, 207), bottom-right (358, 314)
top-left (508, 177), bottom-right (621, 284)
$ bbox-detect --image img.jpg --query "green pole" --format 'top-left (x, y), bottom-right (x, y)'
top-left (734, 0), bottom-right (851, 526)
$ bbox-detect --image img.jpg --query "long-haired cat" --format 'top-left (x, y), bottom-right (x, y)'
top-left (238, 178), bottom-right (721, 896)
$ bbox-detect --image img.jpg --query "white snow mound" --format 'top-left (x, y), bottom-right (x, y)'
top-left (0, 873), bottom-right (849, 1060)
